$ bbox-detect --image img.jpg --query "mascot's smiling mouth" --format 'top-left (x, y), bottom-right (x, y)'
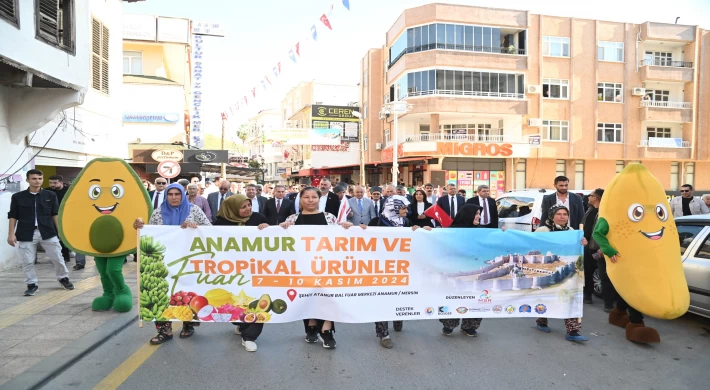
top-left (93, 203), bottom-right (118, 215)
top-left (639, 226), bottom-right (665, 240)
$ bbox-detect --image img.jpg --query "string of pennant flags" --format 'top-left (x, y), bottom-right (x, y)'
top-left (221, 0), bottom-right (351, 120)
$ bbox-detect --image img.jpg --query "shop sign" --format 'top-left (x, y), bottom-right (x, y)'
top-left (436, 142), bottom-right (514, 157)
top-left (157, 17), bottom-right (190, 44)
top-left (529, 135), bottom-right (541, 148)
top-left (123, 14), bottom-right (157, 41)
top-left (151, 150), bottom-right (184, 162)
top-left (311, 105), bottom-right (359, 142)
top-left (192, 21), bottom-right (225, 37)
top-left (183, 150), bottom-right (228, 163)
top-left (123, 113), bottom-right (181, 123)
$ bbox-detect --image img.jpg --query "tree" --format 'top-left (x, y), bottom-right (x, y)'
top-left (248, 156), bottom-right (265, 183)
top-left (203, 134), bottom-right (247, 153)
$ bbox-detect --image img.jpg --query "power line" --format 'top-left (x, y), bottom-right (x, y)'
top-left (0, 116), bottom-right (66, 183)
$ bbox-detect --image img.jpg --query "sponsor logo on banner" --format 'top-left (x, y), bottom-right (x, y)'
top-left (478, 290), bottom-right (492, 304)
top-left (425, 307), bottom-right (435, 316)
top-left (438, 306), bottom-right (451, 315)
top-left (456, 307), bottom-right (468, 314)
top-left (492, 305), bottom-right (503, 314)
top-left (519, 304), bottom-right (532, 313)
top-left (467, 308), bottom-right (492, 313)
top-left (505, 305), bottom-right (516, 314)
top-left (535, 304), bottom-right (547, 314)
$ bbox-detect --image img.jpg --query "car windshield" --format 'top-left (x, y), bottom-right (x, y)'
top-left (497, 196), bottom-right (534, 218)
top-left (677, 224), bottom-right (704, 256)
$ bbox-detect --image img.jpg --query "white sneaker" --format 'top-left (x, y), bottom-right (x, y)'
top-left (234, 327), bottom-right (241, 335)
top-left (242, 339), bottom-right (257, 352)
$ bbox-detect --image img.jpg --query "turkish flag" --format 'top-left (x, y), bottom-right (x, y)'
top-left (424, 203), bottom-right (453, 227)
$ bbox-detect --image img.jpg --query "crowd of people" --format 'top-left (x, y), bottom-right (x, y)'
top-left (7, 170), bottom-right (699, 353)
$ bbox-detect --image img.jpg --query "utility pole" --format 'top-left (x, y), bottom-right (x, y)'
top-left (221, 114), bottom-right (227, 178)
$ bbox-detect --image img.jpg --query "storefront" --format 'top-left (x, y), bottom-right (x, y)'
top-left (440, 157), bottom-right (507, 198)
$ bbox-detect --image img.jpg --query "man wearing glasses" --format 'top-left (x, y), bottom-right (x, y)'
top-left (670, 184), bottom-right (709, 217)
top-left (149, 178), bottom-right (168, 210)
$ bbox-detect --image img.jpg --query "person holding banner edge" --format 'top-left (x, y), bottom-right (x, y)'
top-left (213, 194), bottom-right (270, 352)
top-left (440, 204), bottom-right (485, 337)
top-left (359, 195), bottom-right (432, 349)
top-left (534, 205), bottom-right (589, 342)
top-left (281, 186), bottom-right (354, 349)
top-left (133, 183), bottom-right (211, 345)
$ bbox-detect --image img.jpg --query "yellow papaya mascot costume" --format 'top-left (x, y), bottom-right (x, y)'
top-left (58, 159), bottom-right (152, 312)
top-left (592, 163), bottom-right (689, 343)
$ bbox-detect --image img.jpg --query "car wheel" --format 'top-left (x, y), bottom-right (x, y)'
top-left (593, 269), bottom-right (603, 298)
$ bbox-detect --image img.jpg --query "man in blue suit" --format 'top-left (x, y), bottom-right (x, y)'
top-left (437, 183), bottom-right (465, 218)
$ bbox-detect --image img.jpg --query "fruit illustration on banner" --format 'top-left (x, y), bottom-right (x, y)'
top-left (204, 288), bottom-right (238, 307)
top-left (138, 236), bottom-right (170, 321)
top-left (272, 299), bottom-right (287, 314)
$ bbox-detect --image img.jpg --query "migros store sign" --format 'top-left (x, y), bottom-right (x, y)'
top-left (436, 142), bottom-right (514, 157)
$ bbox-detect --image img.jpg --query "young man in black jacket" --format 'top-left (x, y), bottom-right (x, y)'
top-left (48, 175), bottom-right (71, 263)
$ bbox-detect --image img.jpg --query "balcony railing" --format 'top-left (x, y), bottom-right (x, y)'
top-left (385, 132), bottom-right (523, 147)
top-left (641, 100), bottom-right (691, 109)
top-left (389, 45), bottom-right (526, 67)
top-left (405, 89), bottom-right (525, 100)
top-left (639, 138), bottom-right (690, 148)
top-left (639, 59), bottom-right (693, 68)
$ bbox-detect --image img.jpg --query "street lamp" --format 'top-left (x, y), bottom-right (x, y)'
top-left (381, 98), bottom-right (411, 186)
top-left (351, 110), bottom-right (365, 186)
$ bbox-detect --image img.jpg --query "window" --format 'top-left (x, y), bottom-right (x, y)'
top-left (647, 90), bottom-right (669, 102)
top-left (515, 159), bottom-right (526, 189)
top-left (123, 51), bottom-right (142, 75)
top-left (615, 160), bottom-right (624, 173)
top-left (597, 82), bottom-right (623, 103)
top-left (36, 0), bottom-right (75, 54)
top-left (670, 162), bottom-right (679, 191)
top-left (0, 0), bottom-right (19, 27)
top-left (677, 225), bottom-right (704, 256)
top-left (647, 127), bottom-right (671, 138)
top-left (91, 18), bottom-right (109, 94)
top-left (543, 120), bottom-right (569, 141)
top-left (598, 41), bottom-right (624, 62)
top-left (542, 79), bottom-right (569, 99)
top-left (419, 124), bottom-right (430, 141)
top-left (543, 36), bottom-right (569, 57)
top-left (685, 162), bottom-right (694, 187)
top-left (384, 129), bottom-right (390, 142)
top-left (498, 196), bottom-right (533, 218)
top-left (693, 234), bottom-right (710, 259)
top-left (597, 123), bottom-right (623, 143)
top-left (575, 160), bottom-right (584, 190)
top-left (645, 51), bottom-right (672, 66)
top-left (556, 160), bottom-right (566, 177)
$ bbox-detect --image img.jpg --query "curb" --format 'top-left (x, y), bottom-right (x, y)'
top-left (0, 312), bottom-right (138, 390)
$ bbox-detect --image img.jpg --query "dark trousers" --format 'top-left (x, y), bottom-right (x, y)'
top-left (235, 322), bottom-right (264, 342)
top-left (616, 295), bottom-right (644, 324)
top-left (375, 321), bottom-right (402, 337)
top-left (303, 319), bottom-right (334, 333)
top-left (59, 239), bottom-right (70, 262)
top-left (583, 247), bottom-right (597, 296)
top-left (596, 255), bottom-right (616, 308)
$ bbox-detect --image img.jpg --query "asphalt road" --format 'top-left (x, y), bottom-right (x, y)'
top-left (44, 303), bottom-right (710, 390)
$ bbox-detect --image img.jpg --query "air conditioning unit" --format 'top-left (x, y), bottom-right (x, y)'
top-left (528, 118), bottom-right (542, 127)
top-left (375, 143), bottom-right (383, 150)
top-left (379, 111), bottom-right (389, 120)
top-left (527, 85), bottom-right (541, 94)
top-left (632, 87), bottom-right (646, 96)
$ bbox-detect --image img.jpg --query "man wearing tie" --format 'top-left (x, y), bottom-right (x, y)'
top-left (263, 185), bottom-right (294, 225)
top-left (370, 186), bottom-right (384, 216)
top-left (148, 178), bottom-right (168, 210)
top-left (207, 181), bottom-right (233, 223)
top-left (348, 186), bottom-right (376, 225)
top-left (466, 185), bottom-right (499, 228)
top-left (437, 183), bottom-right (464, 218)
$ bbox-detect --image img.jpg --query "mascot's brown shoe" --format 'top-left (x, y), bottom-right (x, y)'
top-left (625, 322), bottom-right (660, 344)
top-left (608, 308), bottom-right (630, 328)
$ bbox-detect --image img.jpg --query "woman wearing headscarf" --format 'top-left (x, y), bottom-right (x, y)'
top-left (359, 195), bottom-right (432, 348)
top-left (213, 194), bottom-right (269, 352)
top-left (408, 189), bottom-right (436, 228)
top-left (133, 183), bottom-right (211, 345)
top-left (534, 204), bottom-right (589, 342)
top-left (439, 204), bottom-right (485, 337)
top-left (280, 187), bottom-right (353, 349)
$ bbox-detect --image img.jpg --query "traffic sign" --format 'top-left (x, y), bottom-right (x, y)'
top-left (158, 160), bottom-right (181, 179)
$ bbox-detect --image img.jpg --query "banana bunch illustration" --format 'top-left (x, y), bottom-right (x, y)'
top-left (139, 236), bottom-right (170, 321)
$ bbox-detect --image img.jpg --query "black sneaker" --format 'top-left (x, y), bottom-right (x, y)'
top-left (73, 264), bottom-right (84, 270)
top-left (442, 327), bottom-right (454, 336)
top-left (393, 321), bottom-right (403, 332)
top-left (59, 277), bottom-right (74, 290)
top-left (304, 326), bottom-right (319, 343)
top-left (462, 328), bottom-right (478, 337)
top-left (24, 284), bottom-right (38, 296)
top-left (320, 330), bottom-right (336, 349)
top-left (583, 294), bottom-right (593, 304)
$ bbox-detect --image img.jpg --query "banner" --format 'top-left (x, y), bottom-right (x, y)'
top-left (138, 226), bottom-right (584, 324)
top-left (265, 128), bottom-right (341, 145)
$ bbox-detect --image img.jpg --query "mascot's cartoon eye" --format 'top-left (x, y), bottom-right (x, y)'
top-left (655, 203), bottom-right (668, 222)
top-left (627, 203), bottom-right (645, 222)
top-left (88, 185), bottom-right (101, 200)
top-left (111, 184), bottom-right (125, 199)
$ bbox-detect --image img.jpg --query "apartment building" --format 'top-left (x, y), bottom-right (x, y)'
top-left (361, 3), bottom-right (710, 195)
top-left (245, 109), bottom-right (285, 184)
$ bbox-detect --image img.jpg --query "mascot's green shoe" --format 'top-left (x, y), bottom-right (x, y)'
top-left (108, 257), bottom-right (133, 312)
top-left (92, 293), bottom-right (114, 311)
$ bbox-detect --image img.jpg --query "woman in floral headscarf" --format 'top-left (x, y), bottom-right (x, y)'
top-left (534, 204), bottom-right (589, 342)
top-left (359, 195), bottom-right (432, 349)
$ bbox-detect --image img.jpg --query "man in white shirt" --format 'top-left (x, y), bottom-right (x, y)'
top-left (245, 184), bottom-right (267, 214)
top-left (318, 178), bottom-right (340, 216)
top-left (436, 183), bottom-right (464, 218)
top-left (424, 183), bottom-right (438, 205)
top-left (149, 178), bottom-right (168, 210)
top-left (204, 176), bottom-right (222, 196)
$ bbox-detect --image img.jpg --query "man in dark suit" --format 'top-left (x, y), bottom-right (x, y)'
top-left (437, 183), bottom-right (465, 218)
top-left (396, 185), bottom-right (413, 203)
top-left (370, 186), bottom-right (385, 216)
top-left (148, 178), bottom-right (168, 210)
top-left (466, 184), bottom-right (498, 228)
top-left (319, 178), bottom-right (340, 216)
top-left (263, 185), bottom-right (294, 225)
top-left (540, 176), bottom-right (585, 229)
top-left (245, 184), bottom-right (267, 215)
top-left (207, 181), bottom-right (233, 223)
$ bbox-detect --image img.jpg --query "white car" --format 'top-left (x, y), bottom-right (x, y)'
top-left (495, 189), bottom-right (555, 232)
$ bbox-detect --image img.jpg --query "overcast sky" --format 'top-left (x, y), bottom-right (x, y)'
top-left (123, 0), bottom-right (710, 140)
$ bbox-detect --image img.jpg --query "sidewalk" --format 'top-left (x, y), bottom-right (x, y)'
top-left (0, 252), bottom-right (138, 386)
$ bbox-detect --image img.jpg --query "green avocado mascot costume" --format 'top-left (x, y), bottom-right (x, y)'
top-left (58, 159), bottom-right (152, 312)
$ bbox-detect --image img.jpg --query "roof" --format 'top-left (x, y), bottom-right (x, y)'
top-left (675, 215), bottom-right (710, 223)
top-left (123, 75), bottom-right (179, 85)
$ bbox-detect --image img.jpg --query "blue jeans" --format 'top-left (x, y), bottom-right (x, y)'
top-left (75, 254), bottom-right (87, 266)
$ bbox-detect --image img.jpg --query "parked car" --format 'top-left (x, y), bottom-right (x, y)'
top-left (593, 214), bottom-right (710, 318)
top-left (496, 189), bottom-right (554, 232)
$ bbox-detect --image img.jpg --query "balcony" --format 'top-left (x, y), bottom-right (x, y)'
top-left (639, 100), bottom-right (693, 123)
top-left (386, 133), bottom-right (523, 147)
top-left (639, 59), bottom-right (693, 83)
top-left (402, 92), bottom-right (527, 117)
top-left (388, 49), bottom-right (527, 82)
top-left (638, 138), bottom-right (691, 159)
top-left (640, 22), bottom-right (696, 42)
